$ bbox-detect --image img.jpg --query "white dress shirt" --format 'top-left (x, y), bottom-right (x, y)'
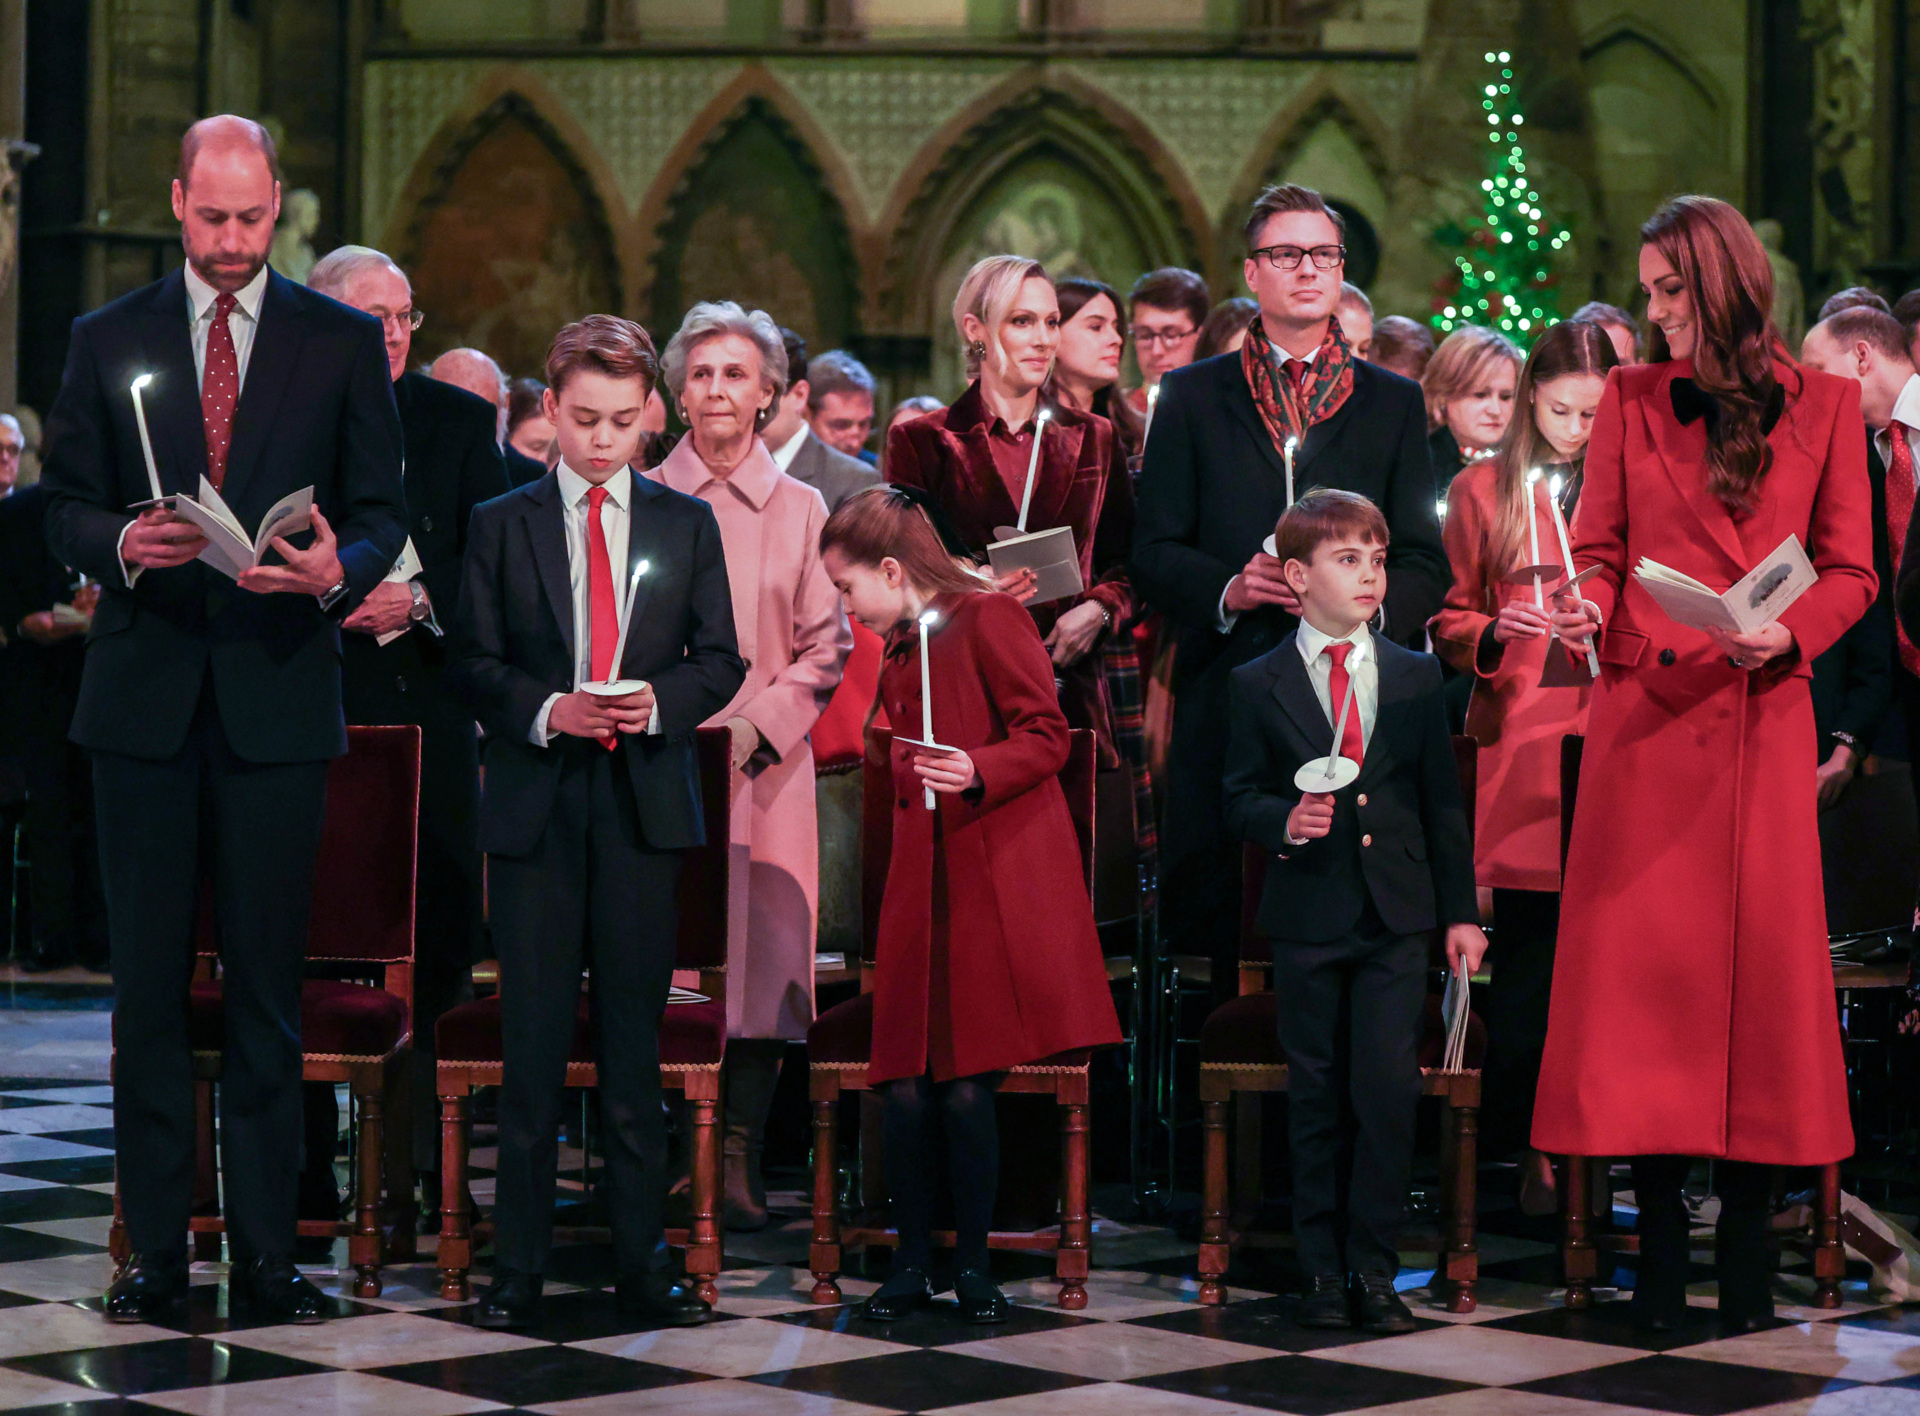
top-left (530, 462), bottom-right (659, 745)
top-left (1876, 373), bottom-right (1920, 475)
top-left (1295, 617), bottom-right (1379, 750)
top-left (1219, 342), bottom-right (1321, 632)
top-left (768, 424), bottom-right (809, 474)
top-left (184, 260), bottom-right (267, 394)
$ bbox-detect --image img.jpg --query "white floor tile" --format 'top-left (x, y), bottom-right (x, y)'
top-left (1673, 1321), bottom-right (1920, 1384)
top-left (948, 1323), bottom-right (1276, 1380)
top-left (530, 1379), bottom-right (894, 1416)
top-left (215, 1309), bottom-right (547, 1369)
top-left (0, 1299), bottom-right (180, 1359)
top-left (926, 1383), bottom-right (1278, 1416)
top-left (0, 1104), bottom-right (115, 1135)
top-left (575, 1316), bottom-right (912, 1376)
top-left (1313, 1324), bottom-right (1643, 1385)
top-left (136, 1370), bottom-right (511, 1416)
top-left (0, 1365), bottom-right (119, 1410)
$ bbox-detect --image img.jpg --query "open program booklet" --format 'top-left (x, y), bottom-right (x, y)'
top-left (1633, 533), bottom-right (1816, 635)
top-left (165, 477), bottom-right (315, 582)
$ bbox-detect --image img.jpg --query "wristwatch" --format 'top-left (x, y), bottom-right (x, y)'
top-left (407, 580), bottom-right (431, 621)
top-left (317, 576), bottom-right (348, 612)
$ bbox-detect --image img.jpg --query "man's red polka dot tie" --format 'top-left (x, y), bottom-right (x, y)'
top-left (202, 291), bottom-right (239, 490)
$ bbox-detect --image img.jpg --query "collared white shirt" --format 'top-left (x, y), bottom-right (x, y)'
top-left (183, 261), bottom-right (268, 396)
top-left (1295, 617), bottom-right (1379, 751)
top-left (768, 424), bottom-right (809, 474)
top-left (530, 462), bottom-right (659, 745)
top-left (1876, 373), bottom-right (1920, 476)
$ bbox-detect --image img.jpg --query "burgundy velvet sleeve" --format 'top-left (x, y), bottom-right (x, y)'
top-left (963, 593), bottom-right (1071, 811)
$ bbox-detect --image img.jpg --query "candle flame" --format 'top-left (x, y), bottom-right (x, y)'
top-left (1526, 466), bottom-right (1541, 484)
top-left (632, 559), bottom-right (650, 579)
top-left (1435, 498), bottom-right (1448, 521)
top-left (918, 609), bottom-right (940, 628)
top-left (1285, 435), bottom-right (1299, 454)
top-left (1147, 385), bottom-right (1160, 409)
top-left (1035, 408), bottom-right (1052, 425)
top-left (1549, 474), bottom-right (1563, 497)
top-left (131, 374), bottom-right (153, 392)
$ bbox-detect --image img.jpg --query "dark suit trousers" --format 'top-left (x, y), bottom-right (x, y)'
top-left (93, 680), bottom-right (328, 1261)
top-left (489, 735), bottom-right (684, 1277)
top-left (1481, 888), bottom-right (1559, 1158)
top-left (1273, 901), bottom-right (1427, 1278)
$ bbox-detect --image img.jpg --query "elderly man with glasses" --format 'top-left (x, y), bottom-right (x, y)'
top-left (1132, 182), bottom-right (1447, 1011)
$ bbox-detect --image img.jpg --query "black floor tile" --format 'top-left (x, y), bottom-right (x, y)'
top-left (1832, 1304), bottom-right (1920, 1337)
top-left (0, 1186), bottom-right (116, 1223)
top-left (1136, 1353), bottom-right (1478, 1414)
top-left (0, 1227), bottom-right (106, 1262)
top-left (30, 1128), bottom-right (116, 1150)
top-left (1481, 1298), bottom-right (1795, 1352)
top-left (1512, 1354), bottom-right (1856, 1414)
top-left (0, 1156), bottom-right (115, 1184)
top-left (2, 1336), bottom-right (329, 1395)
top-left (0, 1095), bottom-right (69, 1110)
top-left (1, 1401), bottom-right (165, 1416)
top-left (0, 1287), bottom-right (42, 1308)
top-left (767, 1296), bottom-right (1097, 1347)
top-left (374, 1344), bottom-right (706, 1406)
top-left (749, 1347), bottom-right (1093, 1409)
top-left (68, 1283), bottom-right (382, 1334)
top-left (1126, 1293), bottom-right (1445, 1352)
top-left (0, 1079), bottom-right (82, 1091)
top-left (423, 1287), bottom-right (736, 1344)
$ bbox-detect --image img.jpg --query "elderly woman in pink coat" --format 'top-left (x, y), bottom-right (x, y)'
top-left (651, 302), bottom-right (852, 1231)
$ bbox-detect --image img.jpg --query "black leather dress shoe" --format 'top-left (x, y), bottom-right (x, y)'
top-left (953, 1268), bottom-right (1010, 1325)
top-left (1297, 1272), bottom-right (1353, 1329)
top-left (475, 1271), bottom-right (543, 1330)
top-left (1355, 1272), bottom-right (1417, 1334)
top-left (860, 1266), bottom-right (933, 1321)
top-left (103, 1253), bottom-right (189, 1323)
top-left (231, 1255), bottom-right (328, 1324)
top-left (615, 1272), bottom-right (712, 1328)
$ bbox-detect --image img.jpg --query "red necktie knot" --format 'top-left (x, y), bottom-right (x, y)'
top-left (214, 291), bottom-right (237, 318)
top-left (1322, 641), bottom-right (1365, 767)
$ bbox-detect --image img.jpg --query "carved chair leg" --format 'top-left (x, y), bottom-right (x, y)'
top-left (809, 1087), bottom-right (843, 1304)
top-left (437, 1089), bottom-right (471, 1301)
top-left (686, 1089), bottom-right (721, 1306)
top-left (1563, 1151), bottom-right (1594, 1310)
top-left (350, 1083), bottom-right (384, 1298)
top-left (1813, 1161), bottom-right (1844, 1309)
top-left (1444, 1102), bottom-right (1478, 1314)
top-left (1231, 1090), bottom-right (1262, 1228)
top-left (1057, 1095), bottom-right (1091, 1311)
top-left (1199, 1093), bottom-right (1230, 1305)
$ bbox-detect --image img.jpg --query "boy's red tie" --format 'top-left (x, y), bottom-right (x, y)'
top-left (586, 485), bottom-right (619, 750)
top-left (1323, 641), bottom-right (1364, 767)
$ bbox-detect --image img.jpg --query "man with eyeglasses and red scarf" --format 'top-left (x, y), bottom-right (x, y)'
top-left (1132, 182), bottom-right (1447, 1008)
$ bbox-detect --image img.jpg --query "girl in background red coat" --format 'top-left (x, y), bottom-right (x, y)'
top-left (1430, 319), bottom-right (1616, 1214)
top-left (1542, 197), bottom-right (1873, 1331)
top-left (819, 485), bottom-right (1121, 1328)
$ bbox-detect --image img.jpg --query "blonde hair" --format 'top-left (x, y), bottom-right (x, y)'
top-left (953, 255), bottom-right (1050, 381)
top-left (1422, 325), bottom-right (1522, 430)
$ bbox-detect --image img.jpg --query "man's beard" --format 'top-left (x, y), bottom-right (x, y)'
top-left (183, 236), bottom-right (267, 292)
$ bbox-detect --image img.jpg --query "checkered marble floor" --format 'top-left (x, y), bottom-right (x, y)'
top-left (3, 1077), bottom-right (1920, 1415)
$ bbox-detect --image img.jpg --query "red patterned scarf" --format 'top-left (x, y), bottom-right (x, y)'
top-left (1241, 312), bottom-right (1356, 456)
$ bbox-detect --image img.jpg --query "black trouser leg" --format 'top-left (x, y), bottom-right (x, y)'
top-left (1715, 1160), bottom-right (1775, 1319)
top-left (581, 750), bottom-right (681, 1277)
top-left (1340, 932), bottom-right (1427, 1276)
top-left (882, 1076), bottom-right (937, 1271)
top-left (1629, 1154), bottom-right (1693, 1323)
top-left (938, 1075), bottom-right (998, 1273)
top-left (1482, 889), bottom-right (1560, 1158)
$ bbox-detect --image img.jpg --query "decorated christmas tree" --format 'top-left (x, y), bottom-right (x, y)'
top-left (1430, 51), bottom-right (1572, 343)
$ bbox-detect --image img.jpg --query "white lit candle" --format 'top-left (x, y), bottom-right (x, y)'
top-left (1526, 468), bottom-right (1544, 609)
top-left (1324, 672), bottom-right (1357, 784)
top-left (1015, 408), bottom-right (1051, 533)
top-left (918, 607), bottom-right (940, 810)
top-left (130, 375), bottom-right (163, 503)
top-left (1284, 436), bottom-right (1299, 508)
top-left (1143, 384), bottom-right (1160, 447)
top-left (1548, 474), bottom-right (1600, 678)
top-left (603, 558), bottom-right (650, 684)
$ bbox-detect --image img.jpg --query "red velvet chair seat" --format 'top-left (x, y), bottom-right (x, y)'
top-left (1197, 990), bottom-right (1486, 1071)
top-left (436, 994), bottom-right (727, 1070)
top-left (807, 993), bottom-right (873, 1066)
top-left (178, 979), bottom-right (410, 1060)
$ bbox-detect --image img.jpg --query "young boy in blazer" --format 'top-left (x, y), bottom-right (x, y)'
top-left (1222, 488), bottom-right (1486, 1333)
top-left (446, 316), bottom-right (744, 1330)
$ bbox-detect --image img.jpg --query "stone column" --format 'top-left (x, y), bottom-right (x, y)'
top-left (0, 0), bottom-right (25, 410)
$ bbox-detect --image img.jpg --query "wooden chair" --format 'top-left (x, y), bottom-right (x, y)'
top-left (431, 725), bottom-right (732, 1302)
top-left (1195, 736), bottom-right (1488, 1312)
top-left (807, 727), bottom-right (1101, 1310)
top-left (1554, 733), bottom-right (1845, 1309)
top-left (108, 725), bottom-right (423, 1299)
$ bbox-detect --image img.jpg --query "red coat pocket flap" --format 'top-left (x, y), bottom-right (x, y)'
top-left (1597, 626), bottom-right (1648, 669)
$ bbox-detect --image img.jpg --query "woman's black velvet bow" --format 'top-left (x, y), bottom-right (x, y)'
top-left (1670, 376), bottom-right (1786, 434)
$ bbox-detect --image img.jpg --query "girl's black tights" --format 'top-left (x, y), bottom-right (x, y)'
top-left (881, 1073), bottom-right (998, 1273)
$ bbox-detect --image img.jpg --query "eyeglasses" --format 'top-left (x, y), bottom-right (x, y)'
top-left (372, 308), bottom-right (425, 332)
top-left (1133, 327), bottom-right (1198, 348)
top-left (1250, 244), bottom-right (1347, 271)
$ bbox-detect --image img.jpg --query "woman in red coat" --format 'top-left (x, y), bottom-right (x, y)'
top-left (887, 255), bottom-right (1134, 764)
top-left (819, 486), bottom-right (1121, 1328)
top-left (1540, 197), bottom-right (1873, 1331)
top-left (1430, 318), bottom-right (1615, 1214)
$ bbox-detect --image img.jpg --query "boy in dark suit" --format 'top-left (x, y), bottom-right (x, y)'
top-left (1222, 488), bottom-right (1485, 1333)
top-left (446, 316), bottom-right (744, 1330)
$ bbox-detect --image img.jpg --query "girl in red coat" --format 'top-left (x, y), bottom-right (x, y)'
top-left (1430, 318), bottom-right (1616, 1215)
top-left (819, 485), bottom-right (1122, 1327)
top-left (1542, 197), bottom-right (1874, 1331)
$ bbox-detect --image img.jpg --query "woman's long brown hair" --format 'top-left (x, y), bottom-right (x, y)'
top-left (1476, 319), bottom-right (1619, 596)
top-left (1047, 277), bottom-right (1146, 454)
top-left (1641, 196), bottom-right (1793, 516)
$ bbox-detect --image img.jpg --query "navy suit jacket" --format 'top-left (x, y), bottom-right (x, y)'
top-left (40, 266), bottom-right (407, 764)
top-left (1223, 632), bottom-right (1476, 943)
top-left (445, 471), bottom-right (744, 857)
